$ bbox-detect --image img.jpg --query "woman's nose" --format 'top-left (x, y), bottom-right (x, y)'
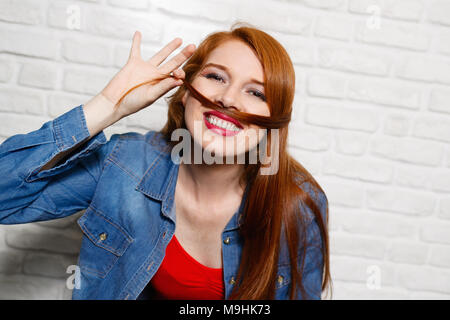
top-left (215, 85), bottom-right (239, 110)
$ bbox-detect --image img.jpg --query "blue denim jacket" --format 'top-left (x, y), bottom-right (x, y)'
top-left (0, 105), bottom-right (328, 300)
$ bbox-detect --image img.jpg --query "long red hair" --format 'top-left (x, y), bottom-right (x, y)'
top-left (117, 22), bottom-right (332, 299)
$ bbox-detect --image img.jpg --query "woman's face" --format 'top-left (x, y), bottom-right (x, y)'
top-left (181, 39), bottom-right (270, 160)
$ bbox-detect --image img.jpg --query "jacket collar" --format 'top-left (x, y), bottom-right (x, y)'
top-left (135, 133), bottom-right (249, 232)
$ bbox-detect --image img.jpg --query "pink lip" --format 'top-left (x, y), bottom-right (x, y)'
top-left (203, 111), bottom-right (243, 137)
top-left (204, 110), bottom-right (243, 129)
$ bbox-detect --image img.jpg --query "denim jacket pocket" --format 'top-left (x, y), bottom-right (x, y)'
top-left (77, 206), bottom-right (133, 278)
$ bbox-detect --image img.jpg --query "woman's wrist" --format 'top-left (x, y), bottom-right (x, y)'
top-left (83, 93), bottom-right (122, 137)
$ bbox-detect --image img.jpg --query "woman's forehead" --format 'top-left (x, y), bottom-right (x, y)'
top-left (203, 40), bottom-right (265, 82)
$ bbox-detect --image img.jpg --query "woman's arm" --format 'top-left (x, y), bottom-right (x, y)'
top-left (0, 103), bottom-right (120, 224)
top-left (38, 93), bottom-right (119, 173)
top-left (0, 31), bottom-right (195, 225)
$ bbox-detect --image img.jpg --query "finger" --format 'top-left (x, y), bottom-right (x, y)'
top-left (172, 68), bottom-right (185, 79)
top-left (158, 44), bottom-right (196, 75)
top-left (148, 37), bottom-right (182, 66)
top-left (148, 76), bottom-right (184, 101)
top-left (129, 31), bottom-right (142, 60)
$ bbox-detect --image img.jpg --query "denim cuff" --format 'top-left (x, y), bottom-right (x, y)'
top-left (52, 104), bottom-right (107, 151)
top-left (26, 105), bottom-right (108, 181)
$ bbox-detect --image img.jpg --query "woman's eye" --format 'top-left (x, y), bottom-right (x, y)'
top-left (251, 90), bottom-right (266, 102)
top-left (205, 73), bottom-right (224, 82)
top-left (204, 72), bottom-right (266, 102)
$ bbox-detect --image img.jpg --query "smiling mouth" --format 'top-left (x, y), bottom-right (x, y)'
top-left (203, 111), bottom-right (243, 136)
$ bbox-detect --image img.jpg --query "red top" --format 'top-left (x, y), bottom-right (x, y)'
top-left (148, 234), bottom-right (225, 300)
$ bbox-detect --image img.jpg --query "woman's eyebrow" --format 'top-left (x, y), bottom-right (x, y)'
top-left (203, 62), bottom-right (265, 86)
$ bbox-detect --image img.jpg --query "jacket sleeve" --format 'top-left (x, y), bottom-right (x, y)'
top-left (297, 181), bottom-right (329, 300)
top-left (0, 104), bottom-right (120, 225)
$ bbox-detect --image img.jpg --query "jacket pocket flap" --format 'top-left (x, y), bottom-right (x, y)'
top-left (78, 207), bottom-right (133, 256)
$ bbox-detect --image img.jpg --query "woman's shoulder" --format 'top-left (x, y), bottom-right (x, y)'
top-left (145, 130), bottom-right (172, 154)
top-left (103, 130), bottom-right (173, 174)
top-left (111, 129), bottom-right (171, 154)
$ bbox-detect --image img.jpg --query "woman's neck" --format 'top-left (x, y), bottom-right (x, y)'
top-left (178, 161), bottom-right (244, 205)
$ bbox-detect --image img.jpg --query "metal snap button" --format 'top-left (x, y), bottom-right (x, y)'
top-left (223, 237), bottom-right (230, 245)
top-left (277, 275), bottom-right (284, 285)
top-left (229, 276), bottom-right (236, 285)
top-left (99, 232), bottom-right (107, 241)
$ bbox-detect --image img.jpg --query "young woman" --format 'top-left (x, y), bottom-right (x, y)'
top-left (0, 23), bottom-right (331, 300)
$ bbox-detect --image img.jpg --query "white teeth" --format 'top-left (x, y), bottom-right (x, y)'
top-left (206, 115), bottom-right (240, 132)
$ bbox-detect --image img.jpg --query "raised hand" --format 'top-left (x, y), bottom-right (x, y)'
top-left (101, 31), bottom-right (196, 119)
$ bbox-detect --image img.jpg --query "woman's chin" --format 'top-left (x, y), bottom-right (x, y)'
top-left (202, 143), bottom-right (261, 165)
top-left (202, 145), bottom-right (239, 161)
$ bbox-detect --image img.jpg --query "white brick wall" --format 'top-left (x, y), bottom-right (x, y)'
top-left (0, 0), bottom-right (449, 300)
